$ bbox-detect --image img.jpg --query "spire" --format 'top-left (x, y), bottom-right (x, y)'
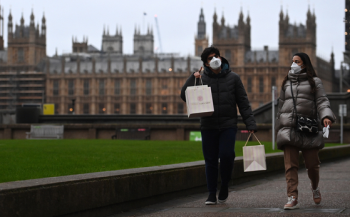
top-left (247, 11), bottom-right (250, 25)
top-left (134, 24), bottom-right (137, 34)
top-left (239, 8), bottom-right (244, 24)
top-left (120, 26), bottom-right (122, 35)
top-left (41, 12), bottom-right (46, 35)
top-left (116, 24), bottom-right (118, 35)
top-left (42, 12), bottom-right (46, 24)
top-left (221, 11), bottom-right (225, 25)
top-left (279, 6), bottom-right (284, 20)
top-left (55, 48), bottom-right (58, 56)
top-left (107, 26), bottom-right (109, 35)
top-left (72, 36), bottom-right (74, 43)
top-left (307, 4), bottom-right (311, 19)
top-left (8, 10), bottom-right (12, 22)
top-left (30, 9), bottom-right (34, 26)
top-left (103, 25), bottom-right (106, 35)
top-left (20, 13), bottom-right (24, 25)
top-left (213, 8), bottom-right (217, 23)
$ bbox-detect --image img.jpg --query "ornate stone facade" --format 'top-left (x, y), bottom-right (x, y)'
top-left (202, 8), bottom-right (335, 109)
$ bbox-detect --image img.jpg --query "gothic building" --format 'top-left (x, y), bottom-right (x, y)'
top-left (101, 26), bottom-right (123, 54)
top-left (44, 25), bottom-right (200, 115)
top-left (0, 10), bottom-right (46, 111)
top-left (195, 8), bottom-right (335, 109)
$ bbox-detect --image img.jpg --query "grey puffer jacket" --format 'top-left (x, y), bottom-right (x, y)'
top-left (276, 71), bottom-right (336, 150)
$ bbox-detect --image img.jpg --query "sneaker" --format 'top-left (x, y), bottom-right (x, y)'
top-left (218, 187), bottom-right (228, 203)
top-left (284, 196), bottom-right (299, 210)
top-left (311, 185), bottom-right (322, 204)
top-left (205, 193), bottom-right (217, 205)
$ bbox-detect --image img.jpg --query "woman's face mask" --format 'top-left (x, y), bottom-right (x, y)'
top-left (290, 62), bottom-right (304, 74)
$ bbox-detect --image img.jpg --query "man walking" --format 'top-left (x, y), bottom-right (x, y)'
top-left (180, 46), bottom-right (257, 205)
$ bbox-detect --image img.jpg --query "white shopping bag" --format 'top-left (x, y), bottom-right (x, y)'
top-left (185, 78), bottom-right (214, 118)
top-left (243, 133), bottom-right (267, 172)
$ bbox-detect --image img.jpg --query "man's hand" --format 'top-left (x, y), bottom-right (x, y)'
top-left (323, 118), bottom-right (332, 127)
top-left (194, 67), bottom-right (203, 78)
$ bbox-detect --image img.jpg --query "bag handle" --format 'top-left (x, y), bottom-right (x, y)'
top-left (194, 67), bottom-right (204, 86)
top-left (194, 77), bottom-right (203, 86)
top-left (244, 132), bottom-right (263, 147)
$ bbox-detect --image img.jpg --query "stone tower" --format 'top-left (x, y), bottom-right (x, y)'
top-left (212, 10), bottom-right (251, 66)
top-left (72, 36), bottom-right (88, 53)
top-left (101, 26), bottom-right (123, 54)
top-left (0, 5), bottom-right (4, 51)
top-left (195, 8), bottom-right (208, 56)
top-left (7, 10), bottom-right (46, 68)
top-left (133, 25), bottom-right (154, 56)
top-left (278, 7), bottom-right (316, 66)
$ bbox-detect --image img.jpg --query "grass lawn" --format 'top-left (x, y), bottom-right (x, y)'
top-left (0, 139), bottom-right (345, 183)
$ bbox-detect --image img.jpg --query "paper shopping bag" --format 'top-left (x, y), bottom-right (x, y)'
top-left (243, 133), bottom-right (267, 172)
top-left (185, 78), bottom-right (214, 118)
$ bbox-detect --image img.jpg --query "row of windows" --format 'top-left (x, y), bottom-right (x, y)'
top-left (63, 103), bottom-right (184, 114)
top-left (53, 79), bottom-right (169, 96)
top-left (247, 77), bottom-right (276, 93)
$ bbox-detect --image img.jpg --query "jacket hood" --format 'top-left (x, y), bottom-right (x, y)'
top-left (203, 57), bottom-right (230, 78)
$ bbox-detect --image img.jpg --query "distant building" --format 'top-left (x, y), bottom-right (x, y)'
top-left (44, 25), bottom-right (200, 115)
top-left (0, 10), bottom-right (46, 111)
top-left (194, 8), bottom-right (335, 109)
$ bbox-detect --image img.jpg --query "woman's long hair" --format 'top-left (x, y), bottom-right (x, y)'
top-left (281, 52), bottom-right (318, 93)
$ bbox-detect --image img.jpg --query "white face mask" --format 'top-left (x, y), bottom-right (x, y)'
top-left (291, 62), bottom-right (303, 74)
top-left (209, 57), bottom-right (222, 70)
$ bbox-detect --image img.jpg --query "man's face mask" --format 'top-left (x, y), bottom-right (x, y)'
top-left (209, 57), bottom-right (221, 70)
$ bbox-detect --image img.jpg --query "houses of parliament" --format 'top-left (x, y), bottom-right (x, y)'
top-left (0, 6), bottom-right (335, 115)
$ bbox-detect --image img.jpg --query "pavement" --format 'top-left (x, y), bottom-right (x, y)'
top-left (110, 157), bottom-right (350, 217)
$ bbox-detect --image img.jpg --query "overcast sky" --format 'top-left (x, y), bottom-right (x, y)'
top-left (2, 0), bottom-right (345, 68)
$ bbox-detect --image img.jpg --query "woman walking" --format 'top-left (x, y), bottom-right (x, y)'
top-left (276, 53), bottom-right (335, 210)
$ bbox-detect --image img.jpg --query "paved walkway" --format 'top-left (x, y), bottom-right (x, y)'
top-left (111, 158), bottom-right (350, 217)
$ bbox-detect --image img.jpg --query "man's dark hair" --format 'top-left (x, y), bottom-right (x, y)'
top-left (201, 46), bottom-right (220, 65)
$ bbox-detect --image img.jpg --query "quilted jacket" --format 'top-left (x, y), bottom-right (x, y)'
top-left (276, 70), bottom-right (336, 150)
top-left (180, 57), bottom-right (257, 131)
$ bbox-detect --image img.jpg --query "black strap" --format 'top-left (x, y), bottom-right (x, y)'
top-left (290, 80), bottom-right (297, 116)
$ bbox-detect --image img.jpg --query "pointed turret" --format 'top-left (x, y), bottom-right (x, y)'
top-left (279, 6), bottom-right (284, 21)
top-left (103, 25), bottom-right (106, 35)
top-left (20, 13), bottom-right (24, 26)
top-left (41, 12), bottom-right (46, 35)
top-left (30, 9), bottom-right (35, 27)
top-left (221, 12), bottom-right (225, 26)
top-left (107, 26), bottom-right (109, 35)
top-left (247, 12), bottom-right (251, 26)
top-left (115, 24), bottom-right (118, 35)
top-left (213, 8), bottom-right (217, 24)
top-left (8, 10), bottom-right (13, 34)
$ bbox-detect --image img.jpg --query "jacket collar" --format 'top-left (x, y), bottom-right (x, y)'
top-left (203, 57), bottom-right (230, 78)
top-left (288, 69), bottom-right (308, 82)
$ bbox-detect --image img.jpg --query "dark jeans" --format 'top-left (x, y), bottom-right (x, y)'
top-left (201, 127), bottom-right (237, 194)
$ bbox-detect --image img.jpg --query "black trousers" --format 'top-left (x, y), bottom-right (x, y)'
top-left (201, 127), bottom-right (237, 194)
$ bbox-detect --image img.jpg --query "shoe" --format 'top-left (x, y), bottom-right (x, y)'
top-left (218, 187), bottom-right (228, 203)
top-left (284, 196), bottom-right (299, 210)
top-left (311, 185), bottom-right (322, 204)
top-left (205, 193), bottom-right (217, 205)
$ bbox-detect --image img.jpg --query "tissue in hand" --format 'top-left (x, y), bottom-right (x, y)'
top-left (323, 125), bottom-right (330, 138)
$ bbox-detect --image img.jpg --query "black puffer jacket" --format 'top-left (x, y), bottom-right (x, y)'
top-left (180, 57), bottom-right (257, 131)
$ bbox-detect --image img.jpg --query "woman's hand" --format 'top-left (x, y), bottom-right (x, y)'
top-left (194, 67), bottom-right (203, 78)
top-left (323, 118), bottom-right (332, 127)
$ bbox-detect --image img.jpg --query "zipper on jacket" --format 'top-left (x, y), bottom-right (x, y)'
top-left (217, 77), bottom-right (220, 130)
